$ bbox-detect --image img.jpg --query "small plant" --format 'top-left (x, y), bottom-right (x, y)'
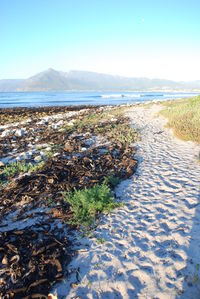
top-left (63, 182), bottom-right (120, 227)
top-left (47, 198), bottom-right (54, 206)
top-left (0, 161), bottom-right (32, 179)
top-left (104, 175), bottom-right (120, 188)
top-left (0, 160), bottom-right (45, 187)
top-left (106, 123), bottom-right (137, 144)
top-left (74, 112), bottom-right (105, 129)
top-left (96, 237), bottom-right (106, 244)
top-left (30, 160), bottom-right (46, 172)
top-left (63, 124), bottom-right (76, 133)
top-left (193, 263), bottom-right (200, 284)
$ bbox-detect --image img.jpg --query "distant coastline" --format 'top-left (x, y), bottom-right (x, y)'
top-left (1, 68), bottom-right (200, 92)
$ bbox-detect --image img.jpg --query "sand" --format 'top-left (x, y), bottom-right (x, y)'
top-left (52, 104), bottom-right (200, 299)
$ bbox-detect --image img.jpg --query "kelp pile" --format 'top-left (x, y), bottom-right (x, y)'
top-left (0, 105), bottom-right (98, 126)
top-left (0, 225), bottom-right (72, 298)
top-left (0, 105), bottom-right (137, 298)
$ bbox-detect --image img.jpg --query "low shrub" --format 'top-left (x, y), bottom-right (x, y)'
top-left (63, 181), bottom-right (121, 227)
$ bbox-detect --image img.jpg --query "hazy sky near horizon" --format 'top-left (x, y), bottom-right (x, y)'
top-left (1, 0), bottom-right (200, 81)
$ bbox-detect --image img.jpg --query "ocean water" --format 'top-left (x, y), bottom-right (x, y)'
top-left (0, 91), bottom-right (198, 108)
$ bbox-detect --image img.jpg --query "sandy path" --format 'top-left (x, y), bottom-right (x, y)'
top-left (53, 104), bottom-right (200, 299)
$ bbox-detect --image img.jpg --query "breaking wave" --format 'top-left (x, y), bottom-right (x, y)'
top-left (101, 94), bottom-right (139, 99)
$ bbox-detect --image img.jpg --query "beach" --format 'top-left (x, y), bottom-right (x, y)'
top-left (52, 104), bottom-right (200, 298)
top-left (0, 0), bottom-right (200, 299)
top-left (0, 102), bottom-right (200, 298)
top-left (1, 0), bottom-right (200, 297)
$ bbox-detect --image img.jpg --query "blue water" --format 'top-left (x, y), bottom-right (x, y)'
top-left (0, 91), bottom-right (198, 108)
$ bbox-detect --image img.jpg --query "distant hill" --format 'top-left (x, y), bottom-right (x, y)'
top-left (0, 79), bottom-right (24, 92)
top-left (0, 68), bottom-right (200, 92)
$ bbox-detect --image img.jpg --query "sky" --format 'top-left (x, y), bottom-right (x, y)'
top-left (0, 0), bottom-right (200, 81)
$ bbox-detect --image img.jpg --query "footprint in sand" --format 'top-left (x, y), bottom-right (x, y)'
top-left (53, 105), bottom-right (200, 299)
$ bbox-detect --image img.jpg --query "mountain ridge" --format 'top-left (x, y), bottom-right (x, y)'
top-left (0, 69), bottom-right (200, 92)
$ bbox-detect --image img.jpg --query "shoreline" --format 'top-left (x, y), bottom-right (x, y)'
top-left (0, 91), bottom-right (199, 110)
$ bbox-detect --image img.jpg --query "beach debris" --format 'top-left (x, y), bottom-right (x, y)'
top-left (0, 105), bottom-right (138, 297)
top-left (0, 226), bottom-right (73, 298)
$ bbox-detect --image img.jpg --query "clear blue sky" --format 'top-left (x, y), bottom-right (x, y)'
top-left (1, 0), bottom-right (200, 80)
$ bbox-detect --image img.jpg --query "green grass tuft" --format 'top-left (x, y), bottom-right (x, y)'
top-left (63, 182), bottom-right (121, 227)
top-left (96, 237), bottom-right (106, 244)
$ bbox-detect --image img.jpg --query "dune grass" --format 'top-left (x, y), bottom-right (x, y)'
top-left (160, 96), bottom-right (200, 143)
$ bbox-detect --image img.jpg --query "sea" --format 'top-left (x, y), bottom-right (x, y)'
top-left (0, 91), bottom-right (198, 108)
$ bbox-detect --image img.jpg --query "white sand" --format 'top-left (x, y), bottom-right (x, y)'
top-left (52, 104), bottom-right (200, 299)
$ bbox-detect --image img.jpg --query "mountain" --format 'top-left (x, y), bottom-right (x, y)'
top-left (20, 68), bottom-right (71, 91)
top-left (0, 68), bottom-right (200, 91)
top-left (0, 79), bottom-right (24, 92)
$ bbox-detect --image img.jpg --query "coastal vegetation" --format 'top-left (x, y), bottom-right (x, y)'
top-left (63, 181), bottom-right (121, 228)
top-left (71, 108), bottom-right (138, 145)
top-left (0, 160), bottom-right (45, 188)
top-left (160, 96), bottom-right (200, 143)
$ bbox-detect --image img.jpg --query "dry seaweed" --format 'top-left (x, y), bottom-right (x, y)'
top-left (0, 105), bottom-right (137, 298)
top-left (0, 225), bottom-right (72, 298)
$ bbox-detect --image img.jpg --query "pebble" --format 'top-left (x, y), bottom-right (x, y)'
top-left (34, 155), bottom-right (42, 162)
top-left (1, 130), bottom-right (11, 138)
top-left (68, 119), bottom-right (75, 126)
top-left (52, 120), bottom-right (63, 129)
top-left (26, 151), bottom-right (33, 157)
top-left (15, 129), bottom-right (25, 137)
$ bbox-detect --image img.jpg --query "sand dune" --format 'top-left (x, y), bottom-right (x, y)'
top-left (53, 104), bottom-right (200, 299)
